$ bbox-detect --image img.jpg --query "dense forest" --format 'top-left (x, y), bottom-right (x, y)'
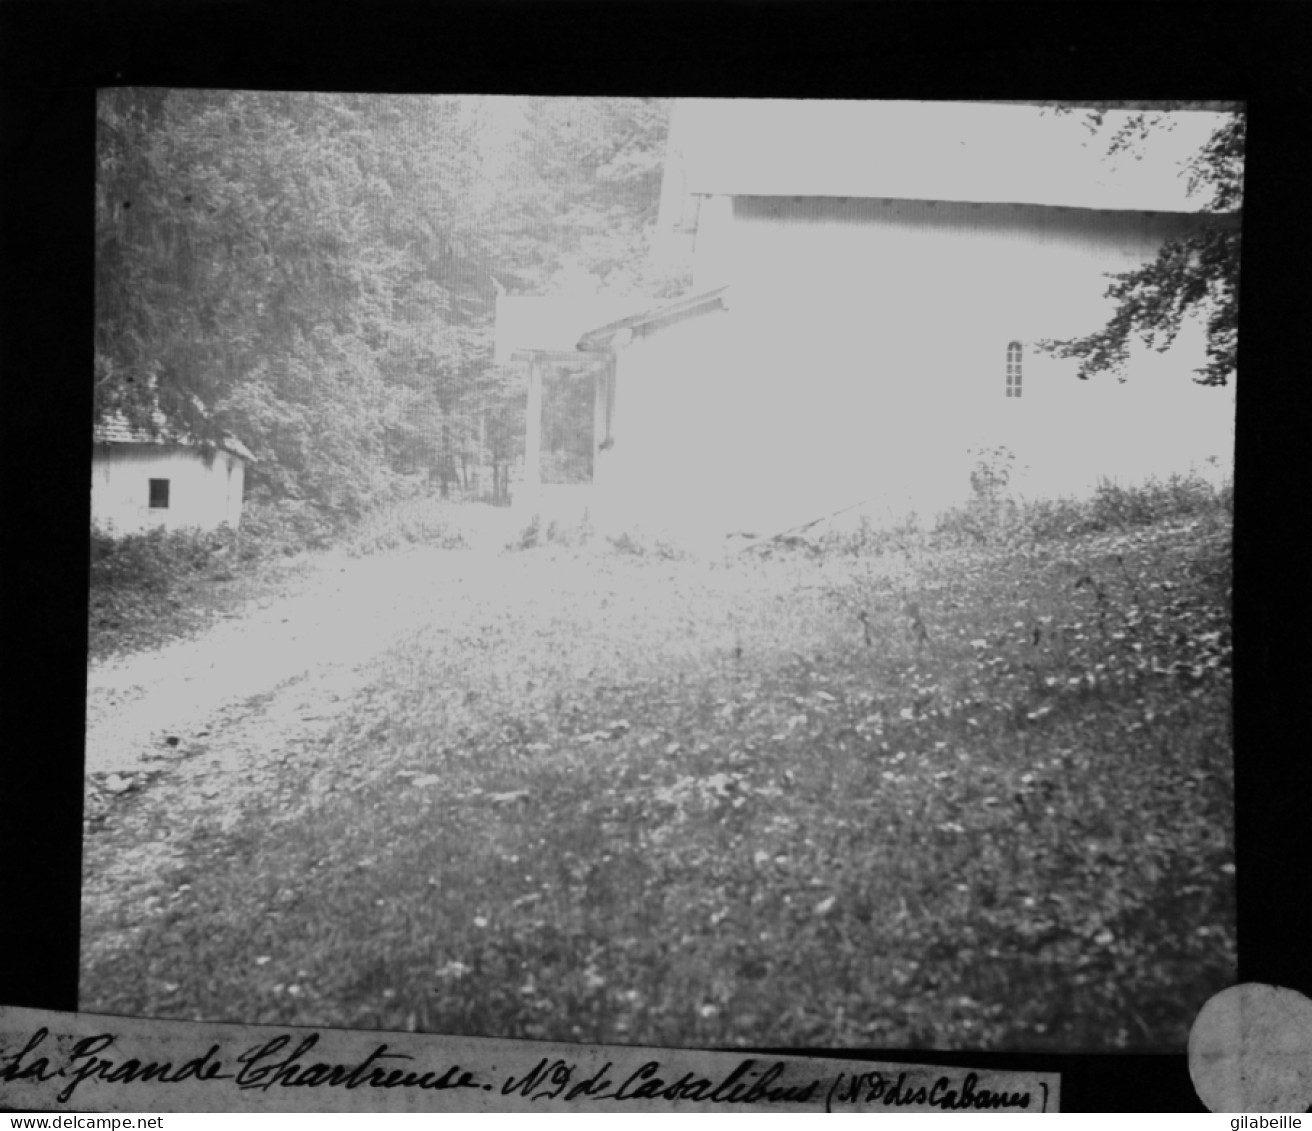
top-left (94, 92), bottom-right (686, 518)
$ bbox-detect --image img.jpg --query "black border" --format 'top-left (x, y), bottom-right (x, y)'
top-left (3, 1), bottom-right (1309, 1113)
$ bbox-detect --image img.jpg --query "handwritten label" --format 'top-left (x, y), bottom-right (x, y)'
top-left (0, 1006), bottom-right (1059, 1112)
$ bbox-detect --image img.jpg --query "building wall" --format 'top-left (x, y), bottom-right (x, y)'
top-left (591, 305), bottom-right (753, 536)
top-left (588, 195), bottom-right (1234, 536)
top-left (91, 443), bottom-right (246, 535)
top-left (713, 196), bottom-right (1234, 515)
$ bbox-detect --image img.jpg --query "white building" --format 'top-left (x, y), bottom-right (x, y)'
top-left (91, 411), bottom-right (253, 536)
top-left (508, 101), bottom-right (1241, 536)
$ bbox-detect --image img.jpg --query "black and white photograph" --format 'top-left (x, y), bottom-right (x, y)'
top-left (80, 92), bottom-right (1241, 1056)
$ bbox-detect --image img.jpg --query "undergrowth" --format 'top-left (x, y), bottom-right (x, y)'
top-left (88, 494), bottom-right (471, 660)
top-left (83, 475), bottom-right (1234, 1052)
top-left (88, 524), bottom-right (251, 661)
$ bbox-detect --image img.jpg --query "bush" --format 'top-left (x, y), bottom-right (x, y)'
top-left (88, 524), bottom-right (244, 657)
top-left (89, 525), bottom-right (235, 593)
top-left (926, 473), bottom-right (1232, 551)
top-left (607, 528), bottom-right (685, 560)
top-left (1006, 496), bottom-right (1091, 541)
top-left (968, 445), bottom-right (1018, 503)
top-left (506, 513), bottom-right (597, 553)
top-left (507, 515), bottom-right (543, 551)
top-left (236, 497), bottom-right (342, 561)
top-left (88, 491), bottom-right (485, 659)
top-left (547, 518), bottom-right (593, 550)
top-left (1087, 474), bottom-right (1224, 530)
top-left (343, 496), bottom-right (467, 557)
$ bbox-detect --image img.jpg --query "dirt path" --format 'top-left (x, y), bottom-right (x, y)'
top-left (90, 549), bottom-right (466, 773)
top-left (79, 525), bottom-right (837, 979)
top-left (84, 501), bottom-right (530, 776)
top-left (82, 534), bottom-right (555, 965)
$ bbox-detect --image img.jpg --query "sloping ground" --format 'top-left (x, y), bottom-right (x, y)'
top-left (85, 500), bottom-right (527, 779)
top-left (88, 548), bottom-right (489, 778)
top-left (81, 514), bottom-right (1233, 1052)
top-left (82, 541), bottom-right (813, 964)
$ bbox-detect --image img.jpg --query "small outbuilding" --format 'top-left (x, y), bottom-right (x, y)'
top-left (91, 411), bottom-right (254, 536)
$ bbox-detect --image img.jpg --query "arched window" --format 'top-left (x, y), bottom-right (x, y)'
top-left (1006, 341), bottom-right (1023, 398)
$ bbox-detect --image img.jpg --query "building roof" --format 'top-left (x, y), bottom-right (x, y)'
top-left (494, 294), bottom-right (646, 363)
top-left (576, 286), bottom-right (730, 351)
top-left (659, 99), bottom-right (1239, 217)
top-left (93, 409), bottom-right (256, 462)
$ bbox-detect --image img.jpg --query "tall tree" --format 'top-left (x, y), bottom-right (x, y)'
top-left (1037, 102), bottom-right (1244, 387)
top-left (94, 92), bottom-right (678, 516)
top-left (494, 97), bottom-right (677, 295)
top-left (96, 91), bottom-right (474, 513)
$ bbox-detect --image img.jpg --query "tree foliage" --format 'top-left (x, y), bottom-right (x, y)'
top-left (1037, 102), bottom-right (1244, 387)
top-left (95, 92), bottom-right (675, 515)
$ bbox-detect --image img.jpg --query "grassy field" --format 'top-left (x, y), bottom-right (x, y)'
top-left (81, 479), bottom-right (1235, 1052)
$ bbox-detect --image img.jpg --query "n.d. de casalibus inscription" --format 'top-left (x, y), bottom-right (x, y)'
top-left (0, 1006), bottom-right (1059, 1113)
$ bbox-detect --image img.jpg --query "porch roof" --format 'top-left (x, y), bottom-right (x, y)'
top-left (575, 286), bottom-right (730, 351)
top-left (494, 294), bottom-right (643, 364)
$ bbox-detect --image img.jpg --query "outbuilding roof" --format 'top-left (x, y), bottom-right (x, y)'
top-left (660, 99), bottom-right (1239, 217)
top-left (93, 409), bottom-right (256, 462)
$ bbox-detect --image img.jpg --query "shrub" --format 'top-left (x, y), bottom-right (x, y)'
top-left (1010, 496), bottom-right (1092, 540)
top-left (343, 496), bottom-right (468, 557)
top-left (236, 497), bottom-right (342, 561)
top-left (1087, 474), bottom-right (1227, 531)
top-left (968, 445), bottom-right (1017, 503)
top-left (88, 524), bottom-right (244, 657)
top-left (508, 515), bottom-right (543, 551)
top-left (607, 528), bottom-right (685, 560)
top-left (919, 472), bottom-right (1231, 552)
top-left (545, 517), bottom-right (595, 550)
top-left (505, 512), bottom-right (598, 553)
top-left (89, 525), bottom-right (234, 593)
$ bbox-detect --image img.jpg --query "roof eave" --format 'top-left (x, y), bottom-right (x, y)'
top-left (691, 186), bottom-right (1237, 217)
top-left (577, 286), bottom-right (731, 352)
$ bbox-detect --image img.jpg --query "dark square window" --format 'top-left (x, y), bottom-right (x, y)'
top-left (149, 478), bottom-right (170, 508)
